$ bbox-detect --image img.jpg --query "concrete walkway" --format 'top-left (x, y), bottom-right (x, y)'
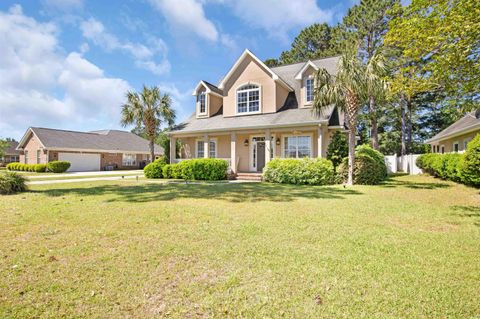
top-left (26, 170), bottom-right (143, 179)
top-left (27, 175), bottom-right (142, 185)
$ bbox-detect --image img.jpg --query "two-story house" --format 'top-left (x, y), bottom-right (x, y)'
top-left (169, 49), bottom-right (344, 174)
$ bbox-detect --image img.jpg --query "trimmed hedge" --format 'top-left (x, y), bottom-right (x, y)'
top-left (6, 162), bottom-right (48, 173)
top-left (145, 158), bottom-right (228, 181)
top-left (263, 158), bottom-right (334, 185)
top-left (0, 172), bottom-right (27, 194)
top-left (416, 134), bottom-right (480, 187)
top-left (460, 134), bottom-right (480, 187)
top-left (337, 145), bottom-right (388, 185)
top-left (47, 161), bottom-right (71, 173)
top-left (144, 157), bottom-right (168, 179)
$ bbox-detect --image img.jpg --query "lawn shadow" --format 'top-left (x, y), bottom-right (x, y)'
top-left (380, 176), bottom-right (451, 190)
top-left (451, 205), bottom-right (480, 227)
top-left (34, 181), bottom-right (362, 203)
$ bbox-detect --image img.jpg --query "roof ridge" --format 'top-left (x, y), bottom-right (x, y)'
top-left (271, 55), bottom-right (341, 69)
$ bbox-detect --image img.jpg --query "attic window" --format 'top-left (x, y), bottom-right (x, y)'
top-left (237, 84), bottom-right (260, 114)
top-left (305, 77), bottom-right (314, 103)
top-left (198, 92), bottom-right (206, 114)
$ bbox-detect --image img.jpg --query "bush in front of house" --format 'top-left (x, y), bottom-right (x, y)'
top-left (0, 171), bottom-right (27, 195)
top-left (47, 161), bottom-right (71, 173)
top-left (162, 164), bottom-right (174, 179)
top-left (6, 162), bottom-right (47, 173)
top-left (144, 157), bottom-right (168, 179)
top-left (337, 154), bottom-right (386, 185)
top-left (34, 164), bottom-right (47, 173)
top-left (177, 158), bottom-right (228, 180)
top-left (336, 145), bottom-right (388, 185)
top-left (263, 158), bottom-right (334, 185)
top-left (460, 134), bottom-right (480, 187)
top-left (327, 131), bottom-right (348, 170)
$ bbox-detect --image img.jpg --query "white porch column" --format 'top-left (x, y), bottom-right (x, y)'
top-left (203, 134), bottom-right (209, 158)
top-left (265, 129), bottom-right (272, 163)
top-left (317, 125), bottom-right (325, 158)
top-left (169, 137), bottom-right (176, 164)
top-left (230, 132), bottom-right (237, 173)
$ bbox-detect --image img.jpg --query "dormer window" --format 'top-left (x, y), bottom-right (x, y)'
top-left (198, 92), bottom-right (206, 114)
top-left (305, 77), bottom-right (314, 103)
top-left (237, 84), bottom-right (260, 114)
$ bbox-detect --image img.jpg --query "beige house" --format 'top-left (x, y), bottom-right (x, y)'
top-left (426, 110), bottom-right (480, 153)
top-left (169, 49), bottom-right (344, 174)
top-left (16, 127), bottom-right (163, 171)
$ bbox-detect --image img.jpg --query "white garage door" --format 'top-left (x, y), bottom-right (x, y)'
top-left (58, 153), bottom-right (101, 172)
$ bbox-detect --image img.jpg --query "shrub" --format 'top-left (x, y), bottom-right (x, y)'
top-left (441, 153), bottom-right (463, 182)
top-left (0, 172), bottom-right (27, 195)
top-left (6, 162), bottom-right (18, 171)
top-left (163, 159), bottom-right (228, 181)
top-left (162, 164), bottom-right (174, 179)
top-left (263, 158), bottom-right (334, 185)
top-left (337, 154), bottom-right (387, 185)
top-left (144, 157), bottom-right (169, 179)
top-left (327, 131), bottom-right (348, 170)
top-left (47, 161), bottom-right (71, 173)
top-left (34, 164), bottom-right (47, 173)
top-left (356, 144), bottom-right (387, 178)
top-left (461, 134), bottom-right (480, 187)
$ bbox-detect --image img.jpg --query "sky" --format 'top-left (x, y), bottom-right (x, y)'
top-left (0, 0), bottom-right (356, 140)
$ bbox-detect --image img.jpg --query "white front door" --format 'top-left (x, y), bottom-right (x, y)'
top-left (249, 136), bottom-right (275, 172)
top-left (58, 153), bottom-right (101, 172)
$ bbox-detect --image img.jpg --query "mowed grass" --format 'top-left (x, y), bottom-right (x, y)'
top-left (0, 175), bottom-right (479, 318)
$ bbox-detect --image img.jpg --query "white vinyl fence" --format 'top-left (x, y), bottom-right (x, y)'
top-left (384, 154), bottom-right (424, 175)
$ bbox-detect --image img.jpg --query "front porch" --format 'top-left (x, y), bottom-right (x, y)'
top-left (170, 124), bottom-right (337, 174)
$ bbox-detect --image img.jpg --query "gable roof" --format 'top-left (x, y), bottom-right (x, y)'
top-left (192, 80), bottom-right (223, 97)
top-left (17, 127), bottom-right (164, 154)
top-left (4, 141), bottom-right (20, 155)
top-left (426, 110), bottom-right (480, 143)
top-left (217, 49), bottom-right (294, 91)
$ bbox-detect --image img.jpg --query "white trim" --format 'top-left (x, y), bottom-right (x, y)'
top-left (235, 82), bottom-right (262, 115)
top-left (217, 49), bottom-right (293, 91)
top-left (463, 137), bottom-right (472, 150)
top-left (294, 60), bottom-right (319, 80)
top-left (452, 141), bottom-right (460, 153)
top-left (197, 91), bottom-right (207, 116)
top-left (440, 144), bottom-right (445, 154)
top-left (304, 76), bottom-right (314, 104)
top-left (192, 80), bottom-right (223, 98)
top-left (41, 147), bottom-right (159, 155)
top-left (195, 137), bottom-right (218, 158)
top-left (280, 133), bottom-right (314, 159)
top-left (16, 128), bottom-right (46, 150)
top-left (248, 134), bottom-right (276, 172)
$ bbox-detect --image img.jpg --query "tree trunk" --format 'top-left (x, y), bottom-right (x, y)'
top-left (401, 98), bottom-right (407, 156)
top-left (149, 139), bottom-right (155, 163)
top-left (347, 122), bottom-right (356, 186)
top-left (407, 98), bottom-right (413, 154)
top-left (369, 95), bottom-right (379, 150)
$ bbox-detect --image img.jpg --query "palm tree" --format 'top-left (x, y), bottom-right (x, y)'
top-left (314, 48), bottom-right (386, 185)
top-left (121, 85), bottom-right (176, 162)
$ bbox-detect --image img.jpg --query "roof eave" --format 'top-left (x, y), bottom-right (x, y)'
top-left (425, 123), bottom-right (480, 143)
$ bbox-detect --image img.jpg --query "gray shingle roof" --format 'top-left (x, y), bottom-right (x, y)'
top-left (4, 141), bottom-right (20, 155)
top-left (172, 105), bottom-right (336, 134)
top-left (203, 80), bottom-right (223, 95)
top-left (427, 110), bottom-right (480, 142)
top-left (20, 128), bottom-right (163, 154)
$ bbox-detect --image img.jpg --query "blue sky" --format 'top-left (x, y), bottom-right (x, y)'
top-left (0, 0), bottom-right (355, 140)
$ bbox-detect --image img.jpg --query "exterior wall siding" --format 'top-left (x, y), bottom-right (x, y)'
top-left (20, 133), bottom-right (47, 164)
top-left (430, 131), bottom-right (479, 153)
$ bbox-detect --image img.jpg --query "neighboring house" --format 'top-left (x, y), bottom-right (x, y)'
top-left (16, 127), bottom-right (163, 172)
top-left (426, 110), bottom-right (480, 153)
top-left (1, 141), bottom-right (20, 165)
top-left (169, 49), bottom-right (344, 173)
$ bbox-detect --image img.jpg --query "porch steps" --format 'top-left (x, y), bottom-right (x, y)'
top-left (236, 172), bottom-right (263, 182)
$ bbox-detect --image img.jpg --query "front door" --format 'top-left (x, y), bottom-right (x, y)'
top-left (256, 141), bottom-right (266, 172)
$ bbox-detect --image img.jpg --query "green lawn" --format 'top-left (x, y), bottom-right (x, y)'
top-left (1, 175), bottom-right (479, 318)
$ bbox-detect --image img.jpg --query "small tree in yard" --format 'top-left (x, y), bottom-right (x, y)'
top-left (314, 47), bottom-right (387, 185)
top-left (327, 131), bottom-right (348, 170)
top-left (121, 85), bottom-right (176, 162)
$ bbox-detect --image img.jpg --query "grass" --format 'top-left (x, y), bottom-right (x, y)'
top-left (26, 173), bottom-right (145, 182)
top-left (0, 175), bottom-right (479, 318)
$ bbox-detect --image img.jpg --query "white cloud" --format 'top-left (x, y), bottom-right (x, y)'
top-left (80, 17), bottom-right (171, 75)
top-left (42, 0), bottom-right (84, 11)
top-left (148, 0), bottom-right (219, 42)
top-left (0, 5), bottom-right (131, 139)
top-left (157, 83), bottom-right (194, 122)
top-left (226, 0), bottom-right (332, 41)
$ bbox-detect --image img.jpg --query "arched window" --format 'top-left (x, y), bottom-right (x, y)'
top-left (237, 84), bottom-right (260, 114)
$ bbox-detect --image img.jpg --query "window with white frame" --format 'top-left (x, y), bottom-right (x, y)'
top-left (305, 77), bottom-right (314, 103)
top-left (441, 145), bottom-right (445, 154)
top-left (36, 149), bottom-right (41, 164)
top-left (284, 135), bottom-right (312, 158)
top-left (196, 141), bottom-right (205, 158)
top-left (237, 84), bottom-right (260, 114)
top-left (198, 92), bottom-right (206, 114)
top-left (209, 140), bottom-right (216, 158)
top-left (122, 153), bottom-right (136, 166)
top-left (24, 150), bottom-right (28, 164)
top-left (453, 142), bottom-right (459, 152)
top-left (464, 138), bottom-right (472, 150)
top-left (196, 139), bottom-right (216, 158)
